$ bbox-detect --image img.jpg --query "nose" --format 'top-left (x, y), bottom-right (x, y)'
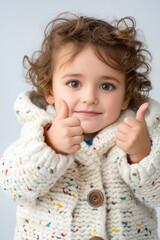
top-left (81, 87), bottom-right (98, 104)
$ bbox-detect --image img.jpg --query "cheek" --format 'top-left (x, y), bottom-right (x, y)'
top-left (108, 107), bottom-right (121, 120)
top-left (103, 97), bottom-right (124, 117)
top-left (112, 92), bottom-right (126, 109)
top-left (104, 96), bottom-right (122, 109)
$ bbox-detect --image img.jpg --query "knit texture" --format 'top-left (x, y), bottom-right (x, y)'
top-left (0, 91), bottom-right (160, 240)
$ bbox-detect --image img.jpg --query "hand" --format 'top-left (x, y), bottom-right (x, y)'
top-left (44, 99), bottom-right (84, 154)
top-left (115, 103), bottom-right (151, 163)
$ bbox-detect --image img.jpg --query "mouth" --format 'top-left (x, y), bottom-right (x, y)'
top-left (74, 111), bottom-right (102, 117)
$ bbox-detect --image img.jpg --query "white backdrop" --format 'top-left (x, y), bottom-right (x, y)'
top-left (0, 0), bottom-right (160, 239)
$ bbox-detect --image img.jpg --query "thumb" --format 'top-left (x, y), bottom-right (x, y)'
top-left (136, 102), bottom-right (149, 122)
top-left (56, 99), bottom-right (69, 119)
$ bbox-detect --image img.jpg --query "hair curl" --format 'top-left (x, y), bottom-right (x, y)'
top-left (23, 13), bottom-right (152, 108)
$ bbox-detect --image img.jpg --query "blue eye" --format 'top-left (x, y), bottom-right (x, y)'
top-left (68, 81), bottom-right (80, 88)
top-left (101, 83), bottom-right (114, 91)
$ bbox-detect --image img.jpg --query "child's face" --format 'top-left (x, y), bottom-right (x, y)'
top-left (46, 44), bottom-right (130, 139)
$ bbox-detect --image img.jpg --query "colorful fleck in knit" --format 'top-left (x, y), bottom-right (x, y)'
top-left (1, 91), bottom-right (160, 240)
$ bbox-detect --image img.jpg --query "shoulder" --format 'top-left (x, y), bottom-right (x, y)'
top-left (145, 98), bottom-right (160, 128)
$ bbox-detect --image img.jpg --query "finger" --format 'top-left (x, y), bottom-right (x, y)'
top-left (71, 135), bottom-right (84, 144)
top-left (116, 139), bottom-right (129, 153)
top-left (68, 144), bottom-right (81, 153)
top-left (68, 126), bottom-right (84, 137)
top-left (117, 123), bottom-right (131, 134)
top-left (56, 99), bottom-right (69, 119)
top-left (136, 102), bottom-right (149, 122)
top-left (64, 116), bottom-right (81, 127)
top-left (124, 116), bottom-right (140, 128)
top-left (115, 131), bottom-right (126, 142)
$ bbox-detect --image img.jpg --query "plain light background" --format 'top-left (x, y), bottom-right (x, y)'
top-left (0, 0), bottom-right (160, 239)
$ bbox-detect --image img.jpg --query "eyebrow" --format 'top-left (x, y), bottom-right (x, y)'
top-left (100, 75), bottom-right (120, 84)
top-left (62, 73), bottom-right (83, 79)
top-left (62, 73), bottom-right (120, 83)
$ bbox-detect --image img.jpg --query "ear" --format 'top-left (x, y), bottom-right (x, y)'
top-left (121, 95), bottom-right (131, 110)
top-left (45, 90), bottom-right (54, 105)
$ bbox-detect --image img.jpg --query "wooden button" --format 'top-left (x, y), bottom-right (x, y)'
top-left (90, 237), bottom-right (104, 240)
top-left (87, 189), bottom-right (104, 207)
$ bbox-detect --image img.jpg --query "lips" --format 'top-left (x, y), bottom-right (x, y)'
top-left (74, 111), bottom-right (101, 117)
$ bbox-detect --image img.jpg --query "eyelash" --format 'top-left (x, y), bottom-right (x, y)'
top-left (67, 80), bottom-right (115, 91)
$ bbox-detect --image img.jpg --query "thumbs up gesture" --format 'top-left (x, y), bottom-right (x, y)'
top-left (44, 99), bottom-right (84, 154)
top-left (115, 103), bottom-right (152, 163)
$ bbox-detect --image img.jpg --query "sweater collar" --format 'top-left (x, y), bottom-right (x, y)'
top-left (14, 91), bottom-right (160, 167)
top-left (73, 109), bottom-right (135, 166)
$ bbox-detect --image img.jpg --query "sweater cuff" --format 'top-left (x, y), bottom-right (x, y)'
top-left (118, 127), bottom-right (160, 186)
top-left (127, 155), bottom-right (136, 164)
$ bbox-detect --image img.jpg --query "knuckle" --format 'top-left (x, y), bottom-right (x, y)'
top-left (124, 117), bottom-right (132, 124)
top-left (75, 136), bottom-right (83, 144)
top-left (118, 123), bottom-right (123, 131)
top-left (76, 119), bottom-right (81, 126)
top-left (66, 137), bottom-right (72, 145)
top-left (77, 126), bottom-right (83, 134)
top-left (124, 117), bottom-right (129, 124)
top-left (73, 116), bottom-right (81, 124)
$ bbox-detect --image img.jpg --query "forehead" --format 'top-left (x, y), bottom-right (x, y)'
top-left (52, 43), bottom-right (125, 82)
top-left (53, 43), bottom-right (87, 70)
top-left (53, 44), bottom-right (104, 76)
top-left (53, 42), bottom-right (123, 73)
top-left (53, 43), bottom-right (110, 73)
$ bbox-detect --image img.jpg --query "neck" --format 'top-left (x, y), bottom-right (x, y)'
top-left (83, 131), bottom-right (99, 140)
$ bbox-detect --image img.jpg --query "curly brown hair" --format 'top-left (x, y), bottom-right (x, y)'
top-left (23, 13), bottom-right (152, 108)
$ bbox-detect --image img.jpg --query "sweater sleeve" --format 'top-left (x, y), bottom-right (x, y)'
top-left (0, 119), bottom-right (74, 203)
top-left (117, 125), bottom-right (160, 208)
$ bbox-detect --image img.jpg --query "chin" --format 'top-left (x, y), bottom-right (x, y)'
top-left (81, 124), bottom-right (100, 135)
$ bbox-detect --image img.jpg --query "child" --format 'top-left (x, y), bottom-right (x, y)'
top-left (1, 13), bottom-right (160, 240)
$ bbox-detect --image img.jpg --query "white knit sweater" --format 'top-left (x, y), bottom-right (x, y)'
top-left (1, 91), bottom-right (160, 240)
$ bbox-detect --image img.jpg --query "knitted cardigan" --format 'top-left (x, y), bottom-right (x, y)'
top-left (1, 91), bottom-right (160, 240)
